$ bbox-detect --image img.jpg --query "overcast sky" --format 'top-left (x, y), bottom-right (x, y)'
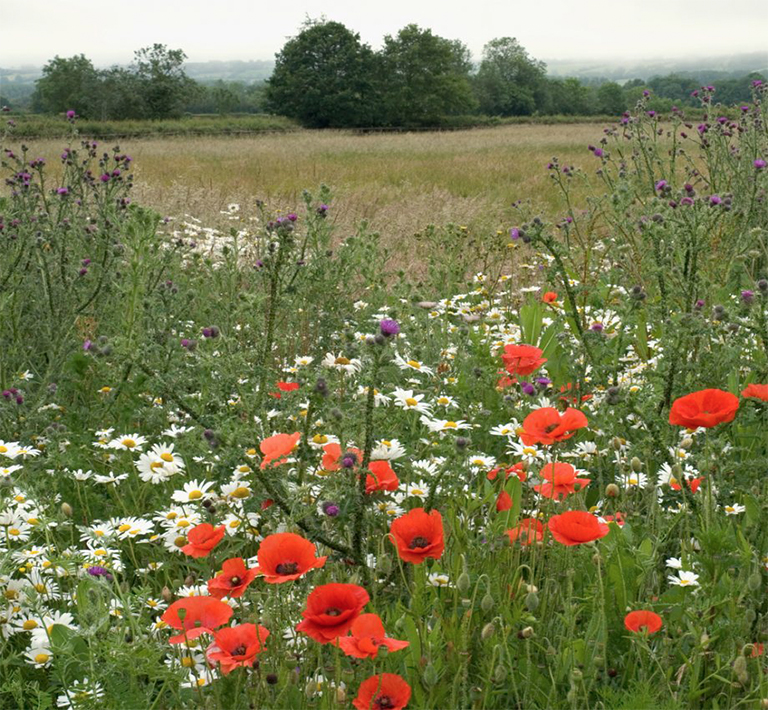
top-left (1, 0), bottom-right (766, 67)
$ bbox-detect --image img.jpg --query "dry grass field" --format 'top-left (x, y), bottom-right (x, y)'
top-left (31, 123), bottom-right (603, 243)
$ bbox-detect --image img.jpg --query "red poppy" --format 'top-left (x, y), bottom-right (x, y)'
top-left (751, 643), bottom-right (764, 658)
top-left (161, 596), bottom-right (233, 643)
top-left (335, 614), bottom-right (410, 659)
top-left (741, 383), bottom-right (768, 401)
top-left (366, 460), bottom-right (399, 493)
top-left (496, 490), bottom-right (513, 512)
top-left (506, 518), bottom-right (544, 546)
top-left (255, 532), bottom-right (327, 584)
top-left (669, 389), bottom-right (739, 429)
top-left (548, 511), bottom-right (609, 546)
top-left (496, 373), bottom-right (515, 390)
top-left (269, 381), bottom-right (300, 399)
top-left (559, 382), bottom-right (593, 404)
top-left (533, 462), bottom-right (591, 500)
top-left (322, 443), bottom-right (362, 472)
top-left (487, 462), bottom-right (526, 482)
top-left (624, 610), bottom-right (663, 634)
top-left (602, 512), bottom-right (625, 526)
top-left (670, 476), bottom-right (704, 493)
top-left (208, 557), bottom-right (259, 599)
top-left (520, 407), bottom-right (588, 446)
top-left (206, 623), bottom-right (269, 674)
top-left (501, 344), bottom-right (547, 377)
top-left (181, 523), bottom-right (226, 558)
top-left (353, 673), bottom-right (412, 710)
top-left (542, 291), bottom-right (558, 303)
top-left (389, 507), bottom-right (445, 564)
top-left (260, 432), bottom-right (300, 469)
top-left (296, 583), bottom-right (370, 643)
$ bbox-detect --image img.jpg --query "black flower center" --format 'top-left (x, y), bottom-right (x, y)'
top-left (232, 645), bottom-right (247, 656)
top-left (275, 562), bottom-right (299, 575)
top-left (325, 607), bottom-right (341, 617)
top-left (544, 423), bottom-right (559, 433)
top-left (376, 696), bottom-right (394, 709)
top-left (410, 536), bottom-right (430, 549)
top-left (230, 576), bottom-right (241, 586)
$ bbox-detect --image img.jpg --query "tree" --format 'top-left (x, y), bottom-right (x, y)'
top-left (266, 19), bottom-right (380, 128)
top-left (131, 44), bottom-right (197, 119)
top-left (547, 77), bottom-right (594, 115)
top-left (474, 38), bottom-right (547, 116)
top-left (596, 82), bottom-right (626, 115)
top-left (379, 24), bottom-right (476, 126)
top-left (33, 54), bottom-right (99, 116)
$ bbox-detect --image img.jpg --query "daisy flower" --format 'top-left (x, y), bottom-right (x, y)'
top-left (668, 570), bottom-right (699, 588)
top-left (171, 479), bottom-right (216, 504)
top-left (108, 434), bottom-right (147, 452)
top-left (321, 352), bottom-right (362, 375)
top-left (391, 388), bottom-right (432, 414)
top-left (394, 354), bottom-right (434, 376)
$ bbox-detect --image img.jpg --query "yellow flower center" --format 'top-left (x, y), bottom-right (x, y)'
top-left (0, 446), bottom-right (6, 453)
top-left (118, 524), bottom-right (131, 532)
top-left (312, 434), bottom-right (328, 444)
top-left (121, 439), bottom-right (136, 448)
top-left (23, 619), bottom-right (38, 630)
top-left (334, 357), bottom-right (351, 365)
top-left (444, 421), bottom-right (457, 428)
top-left (188, 490), bottom-right (203, 500)
top-left (28, 518), bottom-right (38, 526)
top-left (231, 486), bottom-right (250, 499)
top-left (174, 536), bottom-right (187, 548)
top-left (177, 520), bottom-right (190, 528)
top-left (93, 549), bottom-right (106, 556)
top-left (405, 398), bottom-right (418, 407)
top-left (34, 653), bottom-right (49, 664)
top-left (150, 461), bottom-right (163, 470)
top-left (407, 360), bottom-right (421, 369)
top-left (237, 465), bottom-right (251, 473)
top-left (34, 583), bottom-right (46, 593)
top-left (160, 452), bottom-right (175, 462)
top-left (166, 512), bottom-right (178, 520)
top-left (8, 528), bottom-right (20, 536)
top-left (523, 447), bottom-right (537, 456)
top-left (182, 656), bottom-right (195, 668)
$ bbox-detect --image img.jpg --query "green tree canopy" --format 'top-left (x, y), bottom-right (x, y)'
top-left (379, 24), bottom-right (476, 126)
top-left (474, 38), bottom-right (547, 116)
top-left (32, 54), bottom-right (99, 116)
top-left (131, 44), bottom-right (197, 119)
top-left (265, 19), bottom-right (380, 128)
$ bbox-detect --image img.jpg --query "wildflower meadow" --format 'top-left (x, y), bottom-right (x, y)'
top-left (0, 84), bottom-right (767, 709)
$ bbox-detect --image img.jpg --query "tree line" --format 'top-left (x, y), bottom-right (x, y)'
top-left (11, 22), bottom-right (765, 127)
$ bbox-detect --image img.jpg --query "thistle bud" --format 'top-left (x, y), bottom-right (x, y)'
top-left (631, 456), bottom-right (643, 472)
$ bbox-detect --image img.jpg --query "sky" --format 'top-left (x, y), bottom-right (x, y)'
top-left (1, 0), bottom-right (766, 67)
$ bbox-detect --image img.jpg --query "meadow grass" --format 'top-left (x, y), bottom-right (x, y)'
top-left (31, 123), bottom-right (600, 246)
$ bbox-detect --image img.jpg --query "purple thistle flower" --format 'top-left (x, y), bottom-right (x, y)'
top-left (86, 566), bottom-right (113, 581)
top-left (380, 319), bottom-right (400, 337)
top-left (741, 290), bottom-right (755, 305)
top-left (755, 159), bottom-right (766, 170)
top-left (521, 382), bottom-right (536, 396)
top-left (321, 501), bottom-right (340, 517)
top-left (709, 194), bottom-right (722, 206)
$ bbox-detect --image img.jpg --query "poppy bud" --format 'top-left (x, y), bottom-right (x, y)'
top-left (734, 655), bottom-right (748, 684)
top-left (571, 668), bottom-right (583, 682)
top-left (607, 668), bottom-right (618, 678)
top-left (493, 665), bottom-right (507, 683)
top-left (60, 502), bottom-right (73, 517)
top-left (161, 586), bottom-right (172, 602)
top-left (761, 699), bottom-right (768, 709)
top-left (423, 663), bottom-right (438, 687)
top-left (631, 457), bottom-right (643, 472)
top-left (183, 574), bottom-right (196, 586)
top-left (612, 437), bottom-right (623, 451)
top-left (377, 645), bottom-right (389, 659)
top-left (481, 622), bottom-right (495, 640)
top-left (457, 572), bottom-right (471, 595)
top-left (481, 592), bottom-right (494, 613)
top-left (520, 626), bottom-right (534, 639)
top-left (748, 572), bottom-right (762, 591)
top-left (266, 673), bottom-right (278, 685)
top-left (605, 483), bottom-right (620, 498)
top-left (525, 591), bottom-right (539, 611)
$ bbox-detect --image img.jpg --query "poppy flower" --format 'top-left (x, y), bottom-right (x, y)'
top-left (533, 462), bottom-right (591, 499)
top-left (624, 610), bottom-right (663, 634)
top-left (322, 443), bottom-right (362, 472)
top-left (260, 432), bottom-right (300, 469)
top-left (496, 373), bottom-right (515, 390)
top-left (520, 407), bottom-right (588, 446)
top-left (366, 460), bottom-right (399, 493)
top-left (389, 507), bottom-right (445, 564)
top-left (496, 490), bottom-right (513, 512)
top-left (559, 382), bottom-right (592, 404)
top-left (669, 389), bottom-right (739, 429)
top-left (487, 462), bottom-right (526, 482)
top-left (255, 532), bottom-right (327, 583)
top-left (501, 344), bottom-right (547, 377)
top-left (208, 557), bottom-right (259, 599)
top-left (506, 518), bottom-right (544, 546)
top-left (670, 476), bottom-right (704, 493)
top-left (181, 523), bottom-right (226, 558)
top-left (542, 291), bottom-right (558, 304)
top-left (336, 614), bottom-right (409, 659)
top-left (269, 381), bottom-right (300, 399)
top-left (296, 583), bottom-right (370, 643)
top-left (161, 596), bottom-right (233, 643)
top-left (548, 511), bottom-right (609, 545)
top-left (741, 383), bottom-right (768, 401)
top-left (206, 623), bottom-right (269, 674)
top-left (353, 673), bottom-right (412, 710)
